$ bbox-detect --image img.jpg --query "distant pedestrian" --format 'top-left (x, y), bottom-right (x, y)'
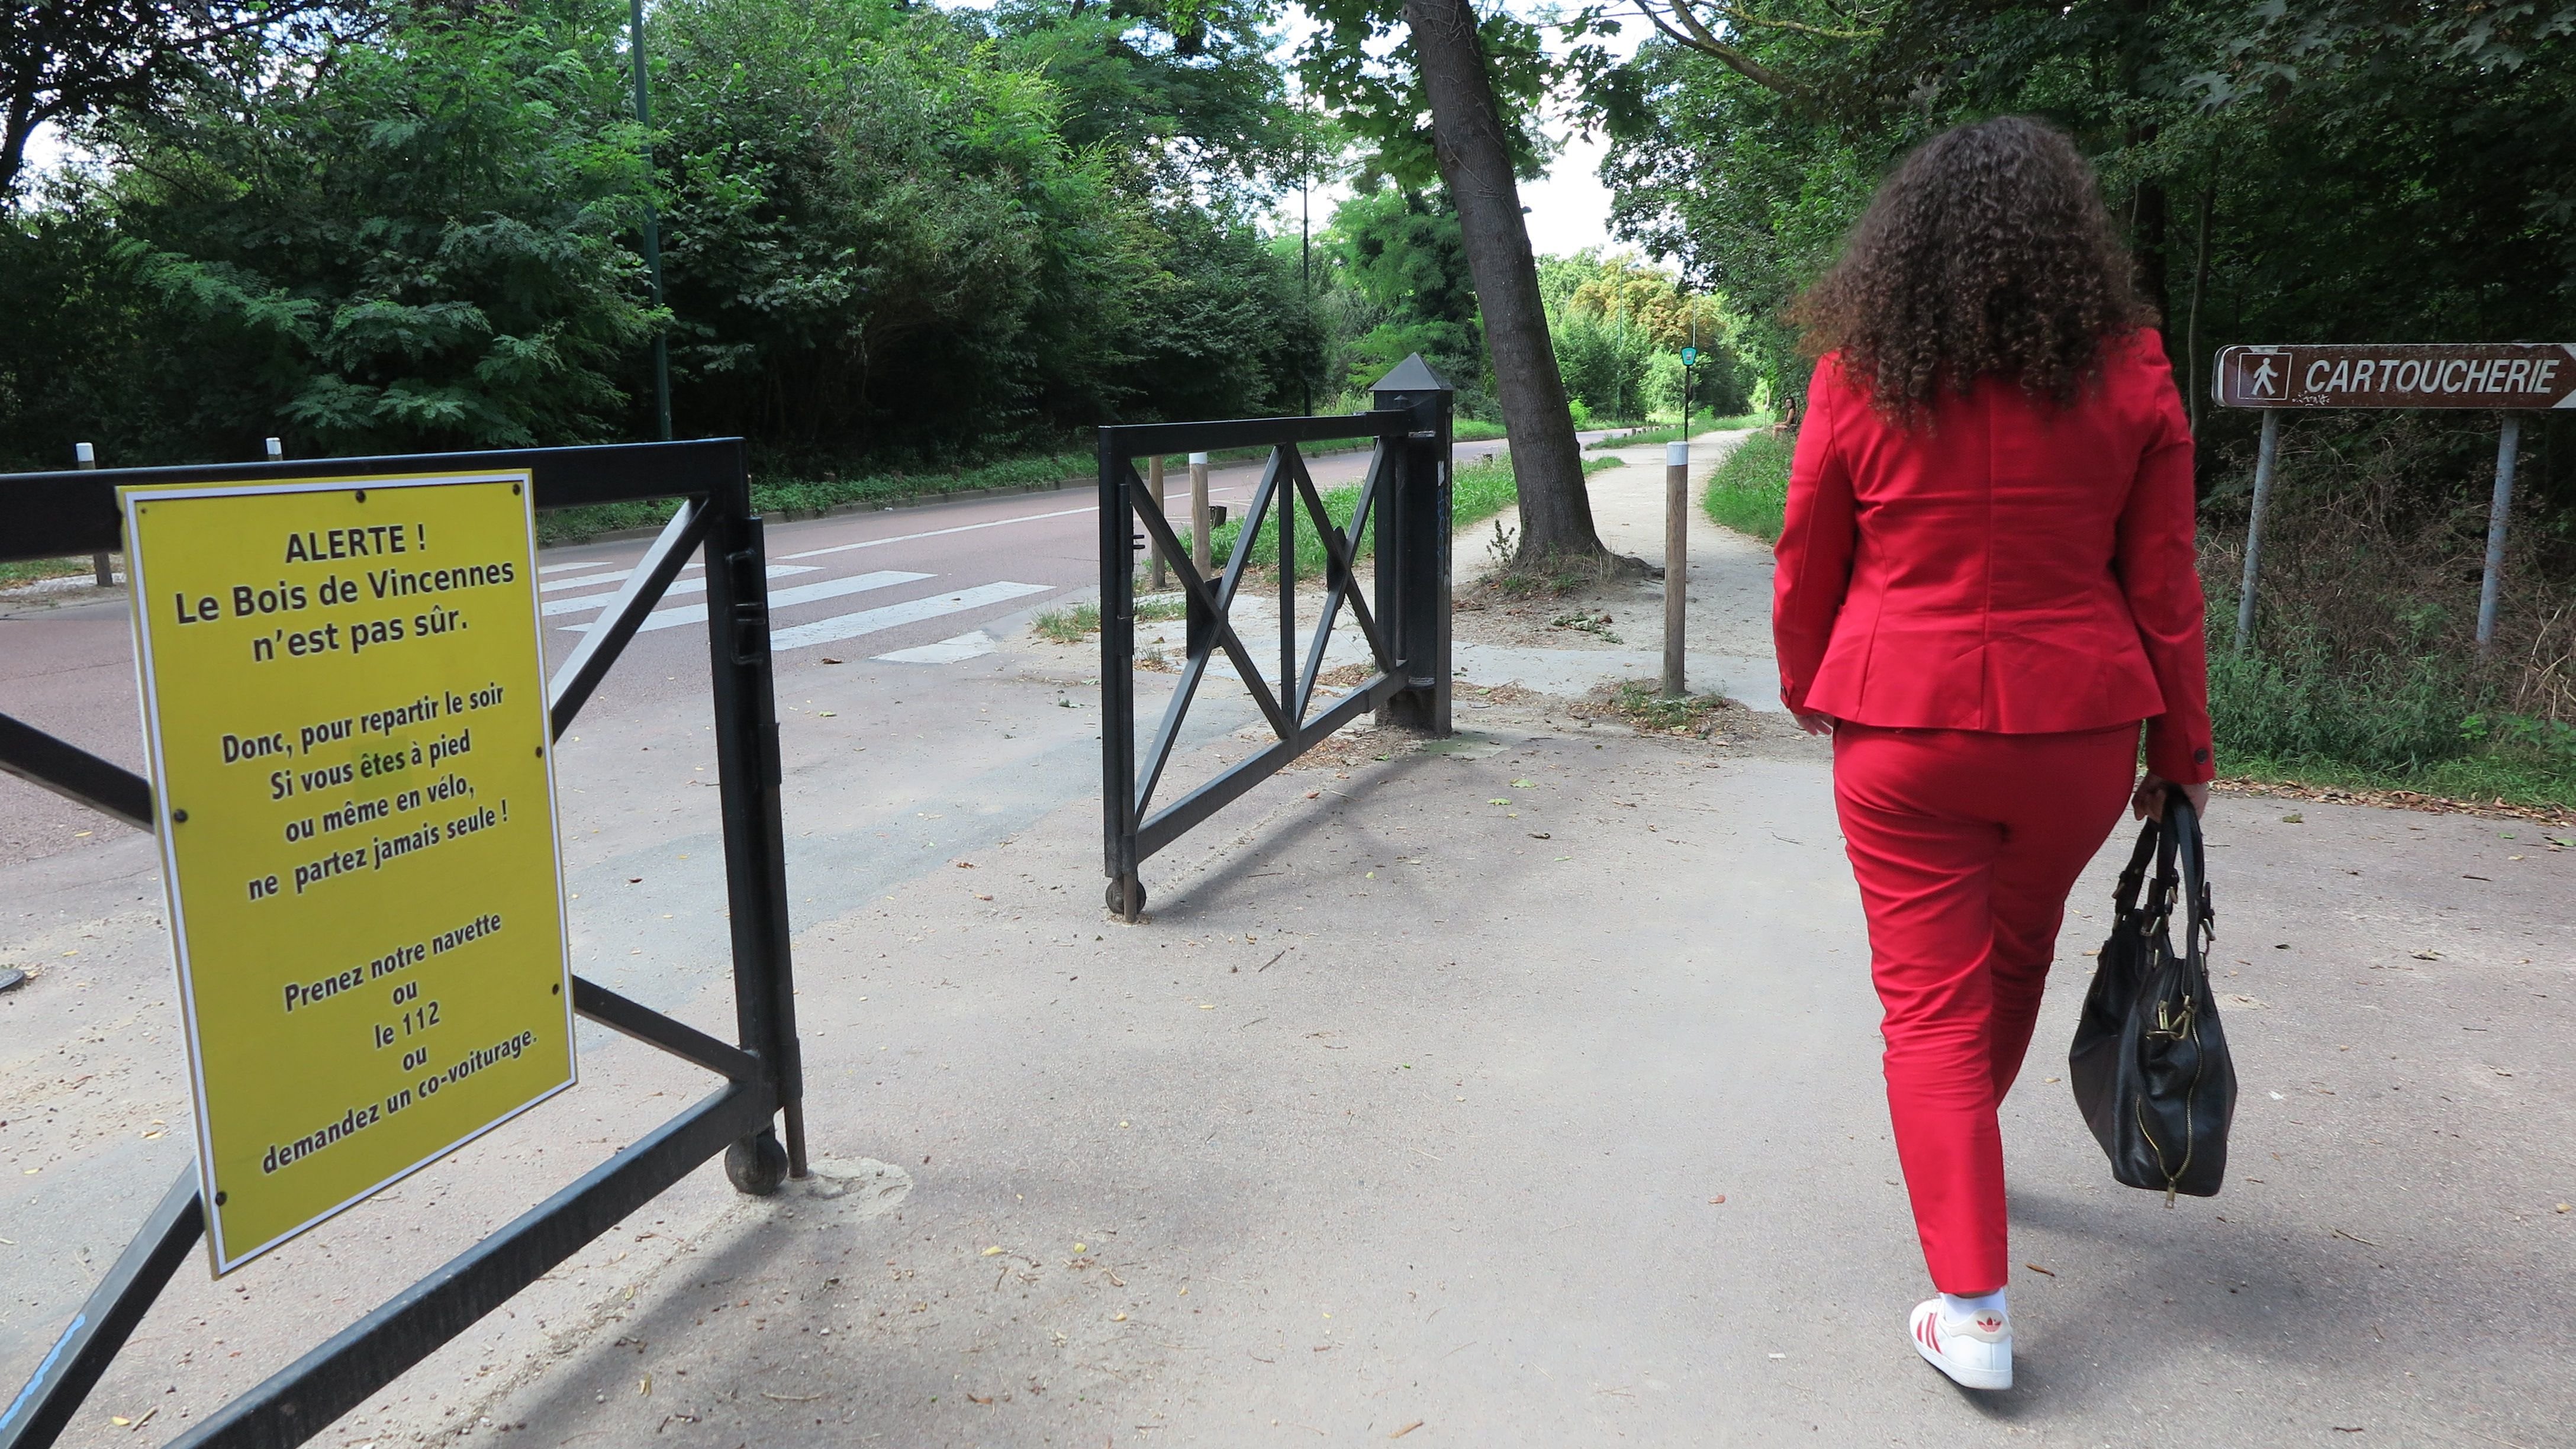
top-left (1770, 115), bottom-right (2214, 1392)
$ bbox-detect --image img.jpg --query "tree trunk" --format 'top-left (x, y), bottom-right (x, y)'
top-left (1400, 0), bottom-right (1606, 565)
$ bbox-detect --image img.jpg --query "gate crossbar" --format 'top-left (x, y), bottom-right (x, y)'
top-left (1116, 442), bottom-right (1398, 855)
top-left (0, 438), bottom-right (806, 1449)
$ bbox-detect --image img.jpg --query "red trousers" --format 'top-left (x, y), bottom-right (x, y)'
top-left (1833, 722), bottom-right (2137, 1293)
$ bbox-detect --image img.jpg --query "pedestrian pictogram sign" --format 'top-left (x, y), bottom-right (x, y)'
top-left (2214, 342), bottom-right (2576, 410)
top-left (121, 471), bottom-right (575, 1273)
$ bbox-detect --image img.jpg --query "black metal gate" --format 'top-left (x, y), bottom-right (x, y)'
top-left (1098, 357), bottom-right (1454, 920)
top-left (0, 439), bottom-right (806, 1449)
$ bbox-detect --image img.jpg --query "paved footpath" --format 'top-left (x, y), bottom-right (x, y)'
top-left (7, 437), bottom-right (2572, 1447)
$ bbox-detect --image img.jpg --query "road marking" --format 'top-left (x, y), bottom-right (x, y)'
top-left (872, 629), bottom-right (1000, 665)
top-left (541, 566), bottom-right (681, 592)
top-left (775, 482), bottom-right (1271, 562)
top-left (541, 564), bottom-right (704, 594)
top-left (540, 565), bottom-right (817, 616)
top-left (561, 570), bottom-right (931, 635)
top-left (771, 582), bottom-right (1052, 652)
top-left (538, 560), bottom-right (620, 576)
top-left (780, 507), bottom-right (1095, 560)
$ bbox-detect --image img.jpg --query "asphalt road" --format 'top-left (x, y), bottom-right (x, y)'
top-left (0, 433), bottom-right (1518, 874)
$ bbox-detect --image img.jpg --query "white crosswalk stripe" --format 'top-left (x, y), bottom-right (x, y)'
top-left (561, 569), bottom-right (931, 635)
top-left (540, 565), bottom-right (816, 616)
top-left (770, 582), bottom-right (1052, 652)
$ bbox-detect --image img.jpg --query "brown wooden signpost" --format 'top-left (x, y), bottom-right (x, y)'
top-left (2213, 343), bottom-right (2574, 656)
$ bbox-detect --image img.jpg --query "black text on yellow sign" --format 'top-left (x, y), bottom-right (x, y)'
top-left (123, 472), bottom-right (575, 1274)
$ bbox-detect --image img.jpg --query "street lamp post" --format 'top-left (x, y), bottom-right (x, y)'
top-left (630, 0), bottom-right (672, 442)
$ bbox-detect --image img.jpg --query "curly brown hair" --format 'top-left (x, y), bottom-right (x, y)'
top-left (1789, 117), bottom-right (2156, 420)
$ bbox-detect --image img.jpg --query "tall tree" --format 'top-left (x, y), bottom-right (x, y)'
top-left (1303, 0), bottom-right (1614, 567)
top-left (0, 0), bottom-right (339, 201)
top-left (1399, 0), bottom-right (1602, 563)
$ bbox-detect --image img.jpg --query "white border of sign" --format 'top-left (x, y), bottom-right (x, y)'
top-left (121, 469), bottom-right (578, 1274)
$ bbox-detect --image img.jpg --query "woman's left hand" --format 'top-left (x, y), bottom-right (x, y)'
top-left (2131, 772), bottom-right (2210, 821)
top-left (1793, 710), bottom-right (1837, 737)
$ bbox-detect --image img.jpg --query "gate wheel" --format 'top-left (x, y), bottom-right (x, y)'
top-left (1106, 876), bottom-right (1146, 920)
top-left (726, 1129), bottom-right (788, 1196)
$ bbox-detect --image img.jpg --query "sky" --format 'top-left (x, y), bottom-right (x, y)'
top-left (1521, 126), bottom-right (1620, 259)
top-left (1271, 7), bottom-right (1650, 264)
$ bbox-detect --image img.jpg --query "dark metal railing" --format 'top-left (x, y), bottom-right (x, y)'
top-left (0, 439), bottom-right (806, 1449)
top-left (1098, 357), bottom-right (1454, 920)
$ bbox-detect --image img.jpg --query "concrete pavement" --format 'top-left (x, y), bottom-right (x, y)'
top-left (4, 432), bottom-right (2572, 1447)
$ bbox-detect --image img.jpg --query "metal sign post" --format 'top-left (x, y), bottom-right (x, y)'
top-left (2233, 411), bottom-right (2279, 655)
top-left (2212, 342), bottom-right (2573, 653)
top-left (2479, 417), bottom-right (2522, 655)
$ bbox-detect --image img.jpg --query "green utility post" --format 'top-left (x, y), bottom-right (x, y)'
top-left (630, 0), bottom-right (672, 442)
top-left (1679, 343), bottom-right (1698, 441)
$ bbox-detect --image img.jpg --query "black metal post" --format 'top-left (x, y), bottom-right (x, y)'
top-left (698, 443), bottom-right (803, 1185)
top-left (1100, 433), bottom-right (1142, 917)
top-left (1372, 358), bottom-right (1454, 735)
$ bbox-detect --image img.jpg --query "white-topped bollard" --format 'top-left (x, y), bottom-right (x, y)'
top-left (76, 443), bottom-right (112, 586)
top-left (1664, 441), bottom-right (1690, 697)
top-left (1189, 452), bottom-right (1213, 577)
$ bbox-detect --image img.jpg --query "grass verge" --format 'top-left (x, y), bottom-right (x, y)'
top-left (1033, 594), bottom-right (1186, 642)
top-left (534, 423), bottom-right (1514, 548)
top-left (536, 450), bottom-right (1098, 546)
top-left (2217, 753), bottom-right (2576, 819)
top-left (1138, 418), bottom-right (1506, 472)
top-left (1202, 453), bottom-right (1623, 578)
top-left (1592, 413), bottom-right (1770, 451)
top-left (1701, 429), bottom-right (1792, 541)
top-left (0, 557), bottom-right (99, 588)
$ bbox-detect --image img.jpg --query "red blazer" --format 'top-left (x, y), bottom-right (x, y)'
top-left (1772, 330), bottom-right (2215, 784)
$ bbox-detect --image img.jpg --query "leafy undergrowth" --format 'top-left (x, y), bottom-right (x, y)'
top-left (2218, 753), bottom-right (2576, 819)
top-left (1700, 428), bottom-right (1792, 541)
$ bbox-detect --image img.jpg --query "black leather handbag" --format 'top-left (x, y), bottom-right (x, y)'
top-left (2068, 798), bottom-right (2237, 1202)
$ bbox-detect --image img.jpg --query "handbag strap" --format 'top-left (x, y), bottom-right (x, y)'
top-left (2112, 815), bottom-right (2162, 919)
top-left (2164, 797), bottom-right (2217, 970)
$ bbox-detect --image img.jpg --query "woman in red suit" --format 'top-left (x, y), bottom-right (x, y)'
top-left (1772, 117), bottom-right (2214, 1391)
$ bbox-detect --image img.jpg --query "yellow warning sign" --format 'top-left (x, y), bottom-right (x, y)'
top-left (121, 471), bottom-right (575, 1274)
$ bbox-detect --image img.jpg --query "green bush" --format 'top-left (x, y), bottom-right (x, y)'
top-left (1699, 430), bottom-right (1792, 540)
top-left (2207, 617), bottom-right (2478, 774)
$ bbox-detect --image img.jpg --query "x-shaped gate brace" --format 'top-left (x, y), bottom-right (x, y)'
top-left (0, 439), bottom-right (806, 1449)
top-left (1099, 359), bottom-right (1456, 919)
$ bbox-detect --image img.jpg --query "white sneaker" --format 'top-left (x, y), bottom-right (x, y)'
top-left (1909, 1297), bottom-right (2012, 1390)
